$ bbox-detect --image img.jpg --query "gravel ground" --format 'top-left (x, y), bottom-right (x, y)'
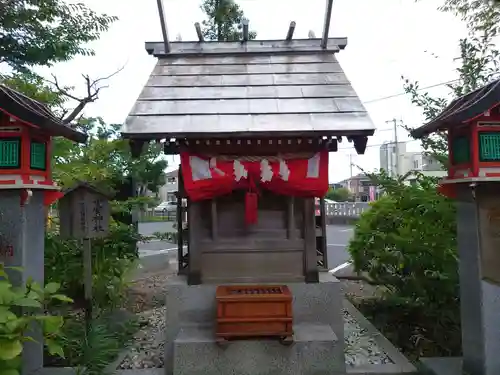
top-left (118, 306), bottom-right (166, 369)
top-left (344, 309), bottom-right (392, 366)
top-left (119, 268), bottom-right (392, 369)
top-left (117, 307), bottom-right (392, 370)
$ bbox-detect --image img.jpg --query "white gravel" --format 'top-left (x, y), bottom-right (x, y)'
top-left (343, 309), bottom-right (393, 366)
top-left (118, 307), bottom-right (166, 369)
top-left (117, 307), bottom-right (392, 369)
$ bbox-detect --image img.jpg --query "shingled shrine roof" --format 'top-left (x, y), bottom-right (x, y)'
top-left (0, 84), bottom-right (87, 143)
top-left (122, 38), bottom-right (375, 140)
top-left (412, 78), bottom-right (500, 139)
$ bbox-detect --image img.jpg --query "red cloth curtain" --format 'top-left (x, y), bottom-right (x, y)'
top-left (180, 151), bottom-right (329, 224)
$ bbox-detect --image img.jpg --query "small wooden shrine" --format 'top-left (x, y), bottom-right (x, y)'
top-left (122, 15), bottom-right (375, 287)
top-left (412, 78), bottom-right (500, 375)
top-left (124, 3), bottom-right (374, 374)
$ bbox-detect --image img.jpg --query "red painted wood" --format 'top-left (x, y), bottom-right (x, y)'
top-left (0, 121), bottom-right (52, 183)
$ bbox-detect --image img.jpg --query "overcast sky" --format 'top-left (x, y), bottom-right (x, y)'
top-left (38, 0), bottom-right (467, 181)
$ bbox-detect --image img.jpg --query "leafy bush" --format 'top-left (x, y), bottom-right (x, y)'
top-left (46, 312), bottom-right (139, 375)
top-left (0, 265), bottom-right (72, 375)
top-left (348, 172), bottom-right (459, 308)
top-left (45, 220), bottom-right (141, 309)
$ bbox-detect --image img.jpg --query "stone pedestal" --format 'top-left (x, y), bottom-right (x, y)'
top-left (164, 272), bottom-right (345, 375)
top-left (455, 196), bottom-right (500, 375)
top-left (174, 323), bottom-right (342, 375)
top-left (0, 190), bottom-right (46, 375)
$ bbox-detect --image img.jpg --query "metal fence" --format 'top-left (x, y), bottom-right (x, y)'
top-left (325, 202), bottom-right (370, 218)
top-left (139, 209), bottom-right (177, 222)
top-left (140, 202), bottom-right (370, 223)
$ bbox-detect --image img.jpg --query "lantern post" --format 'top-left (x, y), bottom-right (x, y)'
top-left (412, 79), bottom-right (500, 375)
top-left (0, 84), bottom-right (87, 375)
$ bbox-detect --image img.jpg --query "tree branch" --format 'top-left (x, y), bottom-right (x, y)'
top-left (47, 65), bottom-right (125, 125)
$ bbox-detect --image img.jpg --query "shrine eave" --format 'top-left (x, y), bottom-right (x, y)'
top-left (412, 78), bottom-right (500, 139)
top-left (145, 38), bottom-right (348, 58)
top-left (122, 114), bottom-right (375, 141)
top-left (0, 84), bottom-right (87, 143)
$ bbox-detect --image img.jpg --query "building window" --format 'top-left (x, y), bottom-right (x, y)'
top-left (30, 141), bottom-right (47, 170)
top-left (413, 159), bottom-right (419, 169)
top-left (0, 138), bottom-right (21, 169)
top-left (167, 177), bottom-right (176, 183)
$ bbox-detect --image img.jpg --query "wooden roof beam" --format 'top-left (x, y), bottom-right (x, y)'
top-left (321, 0), bottom-right (334, 49)
top-left (242, 18), bottom-right (249, 42)
top-left (194, 22), bottom-right (204, 42)
top-left (286, 21), bottom-right (296, 41)
top-left (156, 0), bottom-right (170, 53)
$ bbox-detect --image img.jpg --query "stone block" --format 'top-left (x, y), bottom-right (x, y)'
top-left (163, 272), bottom-right (345, 375)
top-left (173, 323), bottom-right (344, 375)
top-left (419, 357), bottom-right (464, 375)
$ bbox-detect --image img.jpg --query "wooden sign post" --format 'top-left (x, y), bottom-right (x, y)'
top-left (58, 182), bottom-right (111, 332)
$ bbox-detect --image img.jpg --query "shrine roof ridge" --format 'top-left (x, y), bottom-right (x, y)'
top-left (0, 84), bottom-right (87, 143)
top-left (62, 181), bottom-right (113, 199)
top-left (145, 38), bottom-right (348, 58)
top-left (412, 78), bottom-right (500, 138)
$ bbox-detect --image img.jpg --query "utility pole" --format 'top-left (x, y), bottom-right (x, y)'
top-left (386, 119), bottom-right (399, 176)
top-left (349, 154), bottom-right (353, 178)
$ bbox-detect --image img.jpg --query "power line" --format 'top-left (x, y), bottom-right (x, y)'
top-left (362, 79), bottom-right (459, 104)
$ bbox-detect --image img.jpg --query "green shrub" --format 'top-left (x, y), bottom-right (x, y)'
top-left (45, 220), bottom-right (141, 309)
top-left (348, 172), bottom-right (459, 309)
top-left (46, 312), bottom-right (139, 375)
top-left (0, 264), bottom-right (72, 375)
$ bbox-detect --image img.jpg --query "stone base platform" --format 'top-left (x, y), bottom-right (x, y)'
top-left (174, 323), bottom-right (344, 375)
top-left (164, 272), bottom-right (345, 375)
top-left (419, 357), bottom-right (465, 375)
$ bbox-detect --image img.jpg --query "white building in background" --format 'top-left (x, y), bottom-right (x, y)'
top-left (158, 169), bottom-right (179, 203)
top-left (379, 141), bottom-right (445, 177)
top-left (379, 141), bottom-right (407, 177)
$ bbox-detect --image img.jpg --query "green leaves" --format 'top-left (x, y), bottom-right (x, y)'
top-left (11, 298), bottom-right (41, 309)
top-left (325, 187), bottom-right (351, 202)
top-left (45, 221), bottom-right (139, 310)
top-left (200, 0), bottom-right (257, 41)
top-left (0, 340), bottom-right (22, 361)
top-left (51, 294), bottom-right (73, 303)
top-left (0, 269), bottom-right (72, 372)
top-left (44, 282), bottom-right (61, 294)
top-left (0, 369), bottom-right (20, 375)
top-left (348, 171), bottom-right (458, 310)
top-left (45, 338), bottom-right (65, 358)
top-left (41, 316), bottom-right (64, 335)
top-left (0, 0), bottom-right (117, 72)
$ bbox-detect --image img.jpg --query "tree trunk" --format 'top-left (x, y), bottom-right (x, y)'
top-left (215, 0), bottom-right (222, 41)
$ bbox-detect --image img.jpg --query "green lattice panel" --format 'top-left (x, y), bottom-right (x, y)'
top-left (451, 136), bottom-right (470, 165)
top-left (0, 139), bottom-right (20, 168)
top-left (30, 142), bottom-right (46, 170)
top-left (479, 132), bottom-right (500, 162)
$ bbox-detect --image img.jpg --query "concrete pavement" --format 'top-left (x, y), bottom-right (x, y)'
top-left (138, 221), bottom-right (176, 235)
top-left (325, 224), bottom-right (354, 271)
top-left (137, 222), bottom-right (355, 274)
